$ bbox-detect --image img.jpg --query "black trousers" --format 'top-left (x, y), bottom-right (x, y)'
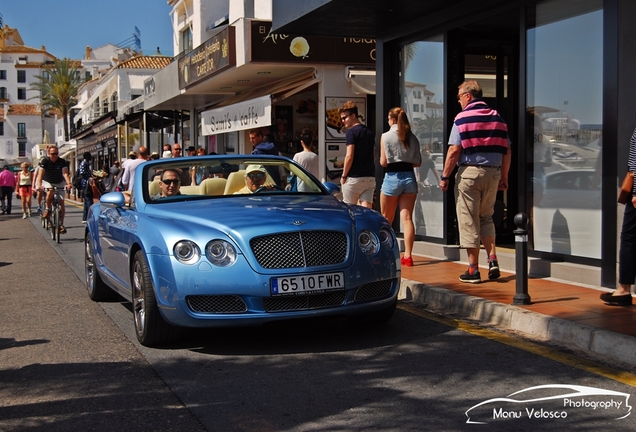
top-left (0, 186), bottom-right (13, 214)
top-left (619, 197), bottom-right (636, 284)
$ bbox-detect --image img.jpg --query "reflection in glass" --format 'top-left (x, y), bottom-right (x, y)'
top-left (527, 0), bottom-right (602, 259)
top-left (403, 37), bottom-right (444, 238)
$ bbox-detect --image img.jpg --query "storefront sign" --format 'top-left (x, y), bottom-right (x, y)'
top-left (251, 21), bottom-right (375, 65)
top-left (178, 26), bottom-right (236, 89)
top-left (201, 95), bottom-right (272, 136)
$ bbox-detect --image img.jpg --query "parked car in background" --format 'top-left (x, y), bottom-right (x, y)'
top-left (84, 155), bottom-right (400, 346)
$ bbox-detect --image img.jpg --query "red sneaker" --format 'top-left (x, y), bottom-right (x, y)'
top-left (400, 256), bottom-right (414, 267)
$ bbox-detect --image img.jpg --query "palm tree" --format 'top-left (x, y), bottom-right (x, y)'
top-left (29, 58), bottom-right (82, 142)
top-left (416, 113), bottom-right (444, 146)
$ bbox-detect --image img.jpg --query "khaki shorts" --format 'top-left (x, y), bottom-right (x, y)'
top-left (342, 176), bottom-right (376, 205)
top-left (454, 166), bottom-right (500, 248)
top-left (42, 181), bottom-right (66, 201)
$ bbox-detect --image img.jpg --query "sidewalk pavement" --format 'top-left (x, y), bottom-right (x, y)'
top-left (6, 195), bottom-right (636, 372)
top-left (399, 256), bottom-right (636, 371)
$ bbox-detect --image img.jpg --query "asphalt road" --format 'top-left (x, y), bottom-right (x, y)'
top-left (2, 202), bottom-right (636, 431)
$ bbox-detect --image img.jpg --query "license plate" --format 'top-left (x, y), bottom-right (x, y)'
top-left (271, 272), bottom-right (345, 296)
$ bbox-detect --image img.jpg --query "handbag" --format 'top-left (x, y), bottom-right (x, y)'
top-left (618, 171), bottom-right (634, 204)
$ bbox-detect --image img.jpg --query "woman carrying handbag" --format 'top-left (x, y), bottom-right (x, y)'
top-left (602, 127), bottom-right (636, 305)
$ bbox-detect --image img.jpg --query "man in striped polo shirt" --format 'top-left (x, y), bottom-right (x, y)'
top-left (440, 80), bottom-right (512, 284)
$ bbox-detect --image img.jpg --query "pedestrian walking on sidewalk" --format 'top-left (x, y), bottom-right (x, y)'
top-left (379, 107), bottom-right (421, 267)
top-left (0, 165), bottom-right (16, 215)
top-left (16, 162), bottom-right (33, 218)
top-left (440, 80), bottom-right (512, 284)
top-left (78, 152), bottom-right (93, 222)
top-left (602, 126), bottom-right (636, 305)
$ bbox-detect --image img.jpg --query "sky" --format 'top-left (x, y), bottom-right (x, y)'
top-left (0, 0), bottom-right (174, 59)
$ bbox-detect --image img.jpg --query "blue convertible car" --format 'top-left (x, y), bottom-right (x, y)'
top-left (85, 155), bottom-right (400, 346)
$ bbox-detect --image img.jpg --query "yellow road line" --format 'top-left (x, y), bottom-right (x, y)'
top-left (398, 303), bottom-right (636, 387)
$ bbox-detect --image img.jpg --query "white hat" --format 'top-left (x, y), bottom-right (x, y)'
top-left (245, 165), bottom-right (267, 175)
top-left (162, 150), bottom-right (173, 158)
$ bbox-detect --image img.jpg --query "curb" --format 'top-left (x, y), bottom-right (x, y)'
top-left (400, 279), bottom-right (636, 370)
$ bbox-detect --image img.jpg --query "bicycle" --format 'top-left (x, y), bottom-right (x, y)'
top-left (41, 186), bottom-right (66, 243)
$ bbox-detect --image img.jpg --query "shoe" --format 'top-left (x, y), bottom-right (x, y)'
top-left (42, 209), bottom-right (49, 218)
top-left (401, 256), bottom-right (414, 267)
top-left (81, 220), bottom-right (87, 224)
top-left (488, 260), bottom-right (501, 280)
top-left (27, 210), bottom-right (31, 217)
top-left (600, 292), bottom-right (632, 305)
top-left (459, 270), bottom-right (481, 284)
top-left (59, 225), bottom-right (67, 234)
top-left (22, 213), bottom-right (27, 219)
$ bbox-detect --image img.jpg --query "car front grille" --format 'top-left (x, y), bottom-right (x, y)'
top-left (354, 279), bottom-right (395, 302)
top-left (186, 295), bottom-right (247, 313)
top-left (263, 290), bottom-right (346, 312)
top-left (250, 231), bottom-right (348, 269)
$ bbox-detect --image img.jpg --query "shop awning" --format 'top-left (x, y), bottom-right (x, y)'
top-left (347, 67), bottom-right (376, 95)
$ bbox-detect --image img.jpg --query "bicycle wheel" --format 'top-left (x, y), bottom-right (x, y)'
top-left (54, 207), bottom-right (61, 243)
top-left (50, 207), bottom-right (58, 241)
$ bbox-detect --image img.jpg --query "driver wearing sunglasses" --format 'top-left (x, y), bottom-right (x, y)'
top-left (153, 169), bottom-right (182, 199)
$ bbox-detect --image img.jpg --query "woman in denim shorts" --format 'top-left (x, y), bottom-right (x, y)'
top-left (380, 107), bottom-right (422, 266)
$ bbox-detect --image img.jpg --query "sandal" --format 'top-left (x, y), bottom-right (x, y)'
top-left (59, 225), bottom-right (67, 234)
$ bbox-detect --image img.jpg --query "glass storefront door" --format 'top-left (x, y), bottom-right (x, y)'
top-left (527, 0), bottom-right (603, 259)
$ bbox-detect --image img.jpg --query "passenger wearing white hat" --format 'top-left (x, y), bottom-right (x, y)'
top-left (234, 165), bottom-right (274, 194)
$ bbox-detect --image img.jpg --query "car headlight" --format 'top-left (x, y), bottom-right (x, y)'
top-left (358, 230), bottom-right (380, 255)
top-left (205, 240), bottom-right (237, 267)
top-left (379, 227), bottom-right (395, 249)
top-left (173, 240), bottom-right (201, 265)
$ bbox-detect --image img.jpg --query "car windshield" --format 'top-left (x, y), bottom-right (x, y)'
top-left (140, 156), bottom-right (324, 203)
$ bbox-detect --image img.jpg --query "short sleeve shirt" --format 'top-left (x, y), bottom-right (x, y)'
top-left (345, 123), bottom-right (375, 178)
top-left (39, 157), bottom-right (69, 184)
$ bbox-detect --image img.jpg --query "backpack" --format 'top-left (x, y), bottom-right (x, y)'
top-left (72, 172), bottom-right (83, 190)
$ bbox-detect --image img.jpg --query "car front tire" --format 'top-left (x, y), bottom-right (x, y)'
top-left (85, 233), bottom-right (115, 301)
top-left (132, 250), bottom-right (179, 347)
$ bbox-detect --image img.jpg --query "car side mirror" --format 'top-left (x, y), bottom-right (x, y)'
top-left (100, 192), bottom-right (126, 208)
top-left (323, 182), bottom-right (340, 196)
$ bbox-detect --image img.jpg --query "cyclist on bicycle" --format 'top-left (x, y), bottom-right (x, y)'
top-left (35, 145), bottom-right (72, 234)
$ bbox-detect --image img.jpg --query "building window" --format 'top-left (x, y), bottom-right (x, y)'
top-left (0, 70), bottom-right (6, 80)
top-left (18, 142), bottom-right (26, 157)
top-left (0, 122), bottom-right (4, 136)
top-left (527, 0), bottom-right (603, 259)
top-left (180, 27), bottom-right (193, 54)
top-left (42, 71), bottom-right (50, 81)
top-left (0, 87), bottom-right (6, 99)
top-left (403, 36), bottom-right (444, 239)
top-left (17, 123), bottom-right (26, 138)
top-left (85, 71), bottom-right (91, 80)
top-left (17, 70), bottom-right (26, 83)
top-left (17, 88), bottom-right (26, 100)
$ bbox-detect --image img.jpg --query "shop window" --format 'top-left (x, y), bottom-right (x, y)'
top-left (403, 35), bottom-right (445, 239)
top-left (527, 0), bottom-right (603, 259)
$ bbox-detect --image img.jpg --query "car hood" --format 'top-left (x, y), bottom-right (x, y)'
top-left (143, 194), bottom-right (363, 242)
